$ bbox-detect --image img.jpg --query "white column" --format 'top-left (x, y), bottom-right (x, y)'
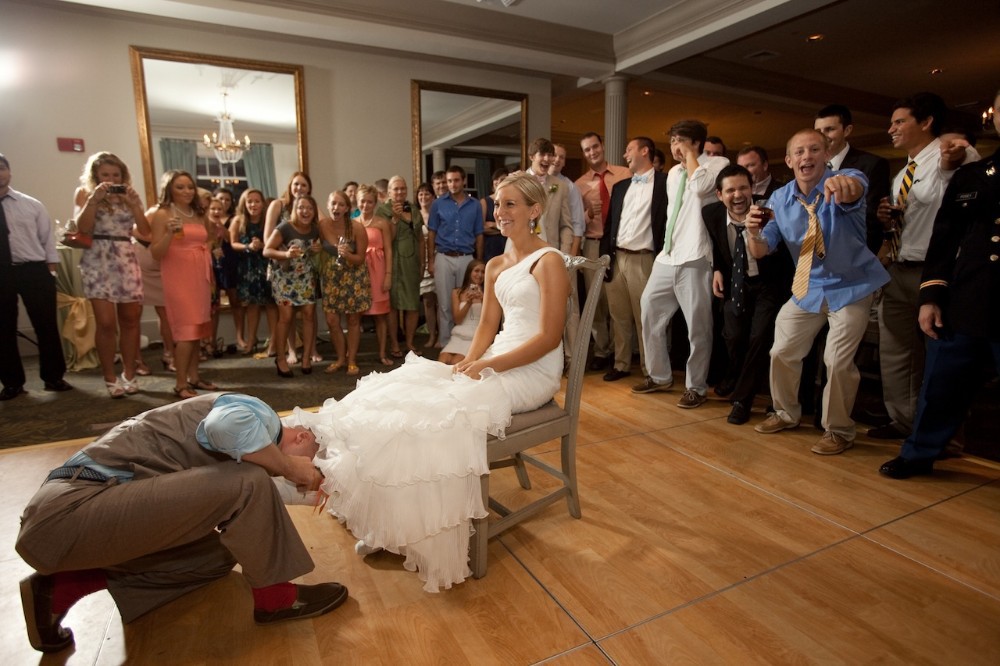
top-left (432, 148), bottom-right (446, 174)
top-left (604, 75), bottom-right (628, 167)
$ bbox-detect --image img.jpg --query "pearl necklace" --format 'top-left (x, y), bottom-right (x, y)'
top-left (171, 204), bottom-right (195, 219)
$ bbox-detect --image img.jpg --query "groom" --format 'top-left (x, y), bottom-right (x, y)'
top-left (15, 393), bottom-right (347, 653)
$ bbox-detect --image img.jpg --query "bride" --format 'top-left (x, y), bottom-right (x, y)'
top-left (298, 172), bottom-right (569, 591)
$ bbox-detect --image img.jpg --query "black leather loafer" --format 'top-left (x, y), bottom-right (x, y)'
top-left (603, 368), bottom-right (631, 382)
top-left (254, 583), bottom-right (348, 624)
top-left (0, 385), bottom-right (26, 401)
top-left (44, 379), bottom-right (74, 392)
top-left (727, 401), bottom-right (750, 425)
top-left (879, 456), bottom-right (934, 479)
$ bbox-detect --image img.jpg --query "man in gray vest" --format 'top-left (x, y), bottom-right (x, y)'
top-left (16, 393), bottom-right (347, 653)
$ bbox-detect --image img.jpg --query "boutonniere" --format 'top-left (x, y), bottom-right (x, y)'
top-left (549, 184), bottom-right (558, 194)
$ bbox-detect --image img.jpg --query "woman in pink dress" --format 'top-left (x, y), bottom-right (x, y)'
top-left (150, 170), bottom-right (216, 399)
top-left (357, 184), bottom-right (394, 367)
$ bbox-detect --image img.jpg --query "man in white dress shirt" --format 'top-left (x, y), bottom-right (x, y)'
top-left (636, 120), bottom-right (729, 407)
top-left (869, 92), bottom-right (979, 440)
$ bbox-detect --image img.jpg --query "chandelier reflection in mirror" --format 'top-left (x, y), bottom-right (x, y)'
top-left (204, 89), bottom-right (251, 166)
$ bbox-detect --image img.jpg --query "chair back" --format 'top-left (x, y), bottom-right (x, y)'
top-left (562, 254), bottom-right (609, 424)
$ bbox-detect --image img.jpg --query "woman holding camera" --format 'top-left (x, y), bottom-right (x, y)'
top-left (73, 152), bottom-right (151, 398)
top-left (377, 176), bottom-right (424, 357)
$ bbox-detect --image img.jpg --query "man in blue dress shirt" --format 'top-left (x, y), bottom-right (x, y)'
top-left (426, 165), bottom-right (483, 346)
top-left (746, 129), bottom-right (889, 455)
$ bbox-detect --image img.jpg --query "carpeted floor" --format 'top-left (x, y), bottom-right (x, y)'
top-left (1, 332), bottom-right (438, 448)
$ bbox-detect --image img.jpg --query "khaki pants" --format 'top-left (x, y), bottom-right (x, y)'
top-left (605, 251), bottom-right (654, 373)
top-left (769, 295), bottom-right (873, 440)
top-left (878, 263), bottom-right (924, 433)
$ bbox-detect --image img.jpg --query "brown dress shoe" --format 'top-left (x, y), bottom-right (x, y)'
top-left (20, 574), bottom-right (74, 653)
top-left (811, 431), bottom-right (854, 455)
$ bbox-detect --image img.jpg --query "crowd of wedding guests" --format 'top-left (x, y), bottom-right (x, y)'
top-left (54, 154), bottom-right (514, 401)
top-left (4, 87), bottom-right (996, 483)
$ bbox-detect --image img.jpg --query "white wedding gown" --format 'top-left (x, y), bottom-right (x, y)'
top-left (309, 246), bottom-right (563, 591)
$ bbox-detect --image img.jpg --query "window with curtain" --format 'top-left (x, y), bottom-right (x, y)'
top-left (158, 138), bottom-right (198, 177)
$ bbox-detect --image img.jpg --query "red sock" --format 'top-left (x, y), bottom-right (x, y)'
top-left (251, 582), bottom-right (297, 612)
top-left (51, 569), bottom-right (108, 615)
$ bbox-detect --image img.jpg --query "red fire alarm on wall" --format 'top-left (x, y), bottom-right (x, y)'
top-left (57, 138), bottom-right (85, 153)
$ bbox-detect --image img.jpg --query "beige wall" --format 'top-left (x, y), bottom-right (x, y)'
top-left (1, 0), bottom-right (551, 217)
top-left (1, 0), bottom-right (550, 349)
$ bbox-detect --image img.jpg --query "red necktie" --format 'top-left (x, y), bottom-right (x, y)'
top-left (595, 171), bottom-right (611, 228)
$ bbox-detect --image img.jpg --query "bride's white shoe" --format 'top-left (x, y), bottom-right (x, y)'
top-left (354, 540), bottom-right (382, 558)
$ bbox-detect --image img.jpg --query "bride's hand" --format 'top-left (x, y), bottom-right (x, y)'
top-left (454, 358), bottom-right (486, 380)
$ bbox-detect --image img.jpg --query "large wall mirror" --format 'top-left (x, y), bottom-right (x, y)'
top-left (411, 80), bottom-right (527, 196)
top-left (129, 46), bottom-right (307, 204)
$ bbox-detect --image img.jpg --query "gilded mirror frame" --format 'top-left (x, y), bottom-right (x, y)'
top-left (129, 45), bottom-right (308, 203)
top-left (410, 80), bottom-right (527, 189)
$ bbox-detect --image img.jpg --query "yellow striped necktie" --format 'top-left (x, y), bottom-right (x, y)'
top-left (887, 160), bottom-right (917, 262)
top-left (791, 195), bottom-right (826, 300)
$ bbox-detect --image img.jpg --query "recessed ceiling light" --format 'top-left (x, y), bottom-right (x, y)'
top-left (643, 90), bottom-right (653, 96)
top-left (806, 33), bottom-right (824, 42)
top-left (929, 68), bottom-right (944, 75)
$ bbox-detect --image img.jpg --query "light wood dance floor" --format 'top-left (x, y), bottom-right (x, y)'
top-left (2, 373), bottom-right (999, 664)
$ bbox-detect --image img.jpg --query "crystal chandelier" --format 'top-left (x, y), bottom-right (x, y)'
top-left (203, 91), bottom-right (250, 164)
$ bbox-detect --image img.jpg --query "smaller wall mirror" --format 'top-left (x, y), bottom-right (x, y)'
top-left (411, 80), bottom-right (527, 196)
top-left (129, 46), bottom-right (307, 203)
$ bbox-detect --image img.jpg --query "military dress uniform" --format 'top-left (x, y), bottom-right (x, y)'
top-left (892, 148), bottom-right (1000, 467)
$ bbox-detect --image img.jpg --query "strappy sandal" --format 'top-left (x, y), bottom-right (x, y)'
top-left (346, 364), bottom-right (360, 376)
top-left (188, 379), bottom-right (218, 391)
top-left (105, 379), bottom-right (126, 399)
top-left (173, 386), bottom-right (198, 400)
top-left (325, 361), bottom-right (344, 374)
top-left (380, 356), bottom-right (394, 367)
top-left (135, 359), bottom-right (153, 376)
top-left (390, 349), bottom-right (404, 359)
top-left (120, 373), bottom-right (139, 395)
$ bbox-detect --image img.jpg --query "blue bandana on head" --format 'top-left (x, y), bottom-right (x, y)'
top-left (195, 394), bottom-right (282, 461)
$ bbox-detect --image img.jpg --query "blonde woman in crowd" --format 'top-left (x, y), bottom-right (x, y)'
top-left (72, 152), bottom-right (150, 398)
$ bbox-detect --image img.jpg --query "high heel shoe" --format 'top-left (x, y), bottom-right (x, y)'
top-left (275, 359), bottom-right (294, 378)
top-left (162, 352), bottom-right (176, 372)
top-left (120, 372), bottom-right (139, 395)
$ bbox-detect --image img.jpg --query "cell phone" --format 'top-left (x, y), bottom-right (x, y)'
top-left (108, 185), bottom-right (127, 194)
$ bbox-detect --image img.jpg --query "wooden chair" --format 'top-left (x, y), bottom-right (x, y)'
top-left (469, 253), bottom-right (609, 578)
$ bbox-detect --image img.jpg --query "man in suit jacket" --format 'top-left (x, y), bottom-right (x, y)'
top-left (599, 136), bottom-right (667, 382)
top-left (815, 104), bottom-right (890, 254)
top-left (704, 165), bottom-right (793, 424)
top-left (526, 138), bottom-right (575, 254)
top-left (737, 146), bottom-right (782, 202)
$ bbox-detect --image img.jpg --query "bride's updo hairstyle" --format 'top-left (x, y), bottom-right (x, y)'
top-left (494, 171), bottom-right (547, 234)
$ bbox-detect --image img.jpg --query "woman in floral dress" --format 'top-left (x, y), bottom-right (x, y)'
top-left (73, 152), bottom-right (150, 398)
top-left (229, 189), bottom-right (275, 355)
top-left (264, 194), bottom-right (320, 376)
top-left (318, 190), bottom-right (371, 376)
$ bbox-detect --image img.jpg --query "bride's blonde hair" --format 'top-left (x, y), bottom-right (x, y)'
top-left (493, 171), bottom-right (547, 233)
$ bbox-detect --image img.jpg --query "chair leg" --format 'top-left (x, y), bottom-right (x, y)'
top-left (513, 452), bottom-right (531, 489)
top-left (470, 475), bottom-right (489, 578)
top-left (562, 434), bottom-right (582, 519)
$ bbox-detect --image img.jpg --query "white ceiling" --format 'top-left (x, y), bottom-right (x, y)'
top-left (53, 0), bottom-right (1000, 161)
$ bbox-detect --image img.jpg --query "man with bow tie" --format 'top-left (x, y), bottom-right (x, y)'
top-left (598, 137), bottom-right (667, 384)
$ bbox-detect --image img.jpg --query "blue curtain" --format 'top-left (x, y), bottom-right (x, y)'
top-left (474, 158), bottom-right (492, 199)
top-left (243, 143), bottom-right (277, 199)
top-left (158, 139), bottom-right (197, 176)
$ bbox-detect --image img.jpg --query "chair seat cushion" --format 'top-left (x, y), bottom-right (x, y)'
top-left (489, 400), bottom-right (566, 441)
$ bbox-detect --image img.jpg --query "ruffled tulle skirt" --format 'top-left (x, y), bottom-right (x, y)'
top-left (307, 353), bottom-right (512, 592)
